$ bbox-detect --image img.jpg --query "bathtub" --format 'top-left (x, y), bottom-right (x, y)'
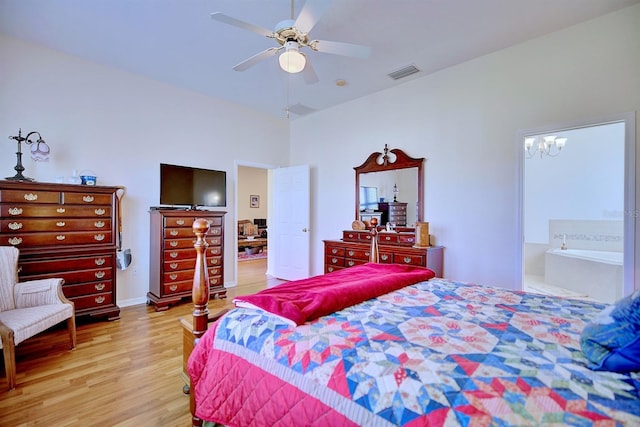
top-left (544, 248), bottom-right (623, 304)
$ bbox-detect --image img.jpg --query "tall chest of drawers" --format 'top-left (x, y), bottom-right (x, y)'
top-left (378, 202), bottom-right (408, 226)
top-left (148, 209), bottom-right (226, 311)
top-left (0, 180), bottom-right (121, 320)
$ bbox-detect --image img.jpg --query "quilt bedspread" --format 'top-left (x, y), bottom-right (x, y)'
top-left (189, 278), bottom-right (640, 426)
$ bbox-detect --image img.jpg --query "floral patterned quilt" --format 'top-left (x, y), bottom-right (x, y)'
top-left (189, 278), bottom-right (640, 426)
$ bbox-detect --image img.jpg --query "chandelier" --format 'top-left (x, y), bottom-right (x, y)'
top-left (524, 135), bottom-right (567, 158)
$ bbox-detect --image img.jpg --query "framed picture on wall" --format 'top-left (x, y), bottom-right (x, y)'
top-left (250, 195), bottom-right (259, 208)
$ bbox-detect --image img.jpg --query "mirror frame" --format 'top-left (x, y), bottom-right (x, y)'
top-left (354, 145), bottom-right (424, 222)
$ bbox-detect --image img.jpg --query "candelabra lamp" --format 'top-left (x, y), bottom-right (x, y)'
top-left (6, 128), bottom-right (50, 181)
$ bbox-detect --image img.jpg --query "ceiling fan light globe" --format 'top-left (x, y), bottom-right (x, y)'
top-left (279, 44), bottom-right (306, 73)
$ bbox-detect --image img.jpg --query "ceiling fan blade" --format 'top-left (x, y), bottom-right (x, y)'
top-left (233, 47), bottom-right (281, 71)
top-left (210, 12), bottom-right (273, 37)
top-left (311, 39), bottom-right (371, 58)
top-left (294, 0), bottom-right (331, 34)
top-left (301, 56), bottom-right (319, 84)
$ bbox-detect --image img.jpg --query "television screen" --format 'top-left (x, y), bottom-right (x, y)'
top-left (160, 163), bottom-right (226, 208)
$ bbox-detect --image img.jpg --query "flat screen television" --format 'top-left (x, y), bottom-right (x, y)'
top-left (160, 163), bottom-right (226, 208)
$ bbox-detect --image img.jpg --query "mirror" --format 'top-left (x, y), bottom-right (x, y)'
top-left (354, 145), bottom-right (424, 226)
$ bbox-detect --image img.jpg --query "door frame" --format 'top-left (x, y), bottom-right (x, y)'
top-left (516, 112), bottom-right (637, 296)
top-left (234, 160), bottom-right (278, 285)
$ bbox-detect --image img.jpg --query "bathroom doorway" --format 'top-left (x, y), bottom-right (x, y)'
top-left (520, 113), bottom-right (636, 303)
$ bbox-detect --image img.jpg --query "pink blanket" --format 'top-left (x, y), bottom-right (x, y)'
top-left (233, 262), bottom-right (435, 325)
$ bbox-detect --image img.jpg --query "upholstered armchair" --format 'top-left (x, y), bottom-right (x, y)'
top-left (0, 246), bottom-right (76, 390)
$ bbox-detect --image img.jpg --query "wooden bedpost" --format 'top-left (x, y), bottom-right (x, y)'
top-left (192, 218), bottom-right (210, 340)
top-left (189, 218), bottom-right (210, 427)
top-left (369, 226), bottom-right (379, 263)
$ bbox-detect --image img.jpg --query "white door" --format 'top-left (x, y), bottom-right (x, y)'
top-left (271, 165), bottom-right (310, 280)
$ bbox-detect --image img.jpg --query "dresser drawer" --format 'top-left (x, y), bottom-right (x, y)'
top-left (62, 192), bottom-right (112, 205)
top-left (0, 189), bottom-right (59, 204)
top-left (3, 231), bottom-right (112, 248)
top-left (164, 227), bottom-right (198, 239)
top-left (163, 280), bottom-right (193, 294)
top-left (325, 245), bottom-right (345, 257)
top-left (325, 264), bottom-right (344, 274)
top-left (345, 258), bottom-right (368, 268)
top-left (325, 255), bottom-right (345, 267)
top-left (1, 204), bottom-right (112, 218)
top-left (70, 292), bottom-right (113, 310)
top-left (345, 247), bottom-right (371, 260)
top-left (164, 258), bottom-right (196, 272)
top-left (164, 238), bottom-right (197, 250)
top-left (393, 253), bottom-right (425, 266)
top-left (164, 269), bottom-right (195, 284)
top-left (19, 254), bottom-right (112, 275)
top-left (63, 280), bottom-right (113, 298)
top-left (2, 218), bottom-right (111, 233)
top-left (342, 231), bottom-right (372, 242)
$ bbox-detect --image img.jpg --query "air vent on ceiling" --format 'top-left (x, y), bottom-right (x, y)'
top-left (388, 64), bottom-right (421, 80)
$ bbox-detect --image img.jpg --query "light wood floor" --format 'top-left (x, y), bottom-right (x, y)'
top-left (0, 258), bottom-right (277, 426)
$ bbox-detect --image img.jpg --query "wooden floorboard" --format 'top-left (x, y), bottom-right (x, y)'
top-left (0, 258), bottom-right (277, 426)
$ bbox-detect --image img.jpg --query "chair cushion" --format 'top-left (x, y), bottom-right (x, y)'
top-left (0, 247), bottom-right (20, 312)
top-left (0, 304), bottom-right (73, 347)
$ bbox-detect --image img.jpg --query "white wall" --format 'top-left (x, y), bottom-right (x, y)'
top-left (0, 35), bottom-right (289, 305)
top-left (291, 4), bottom-right (640, 289)
top-left (524, 122), bottom-right (625, 243)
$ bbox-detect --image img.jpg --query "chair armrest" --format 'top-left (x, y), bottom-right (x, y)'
top-left (14, 278), bottom-right (69, 308)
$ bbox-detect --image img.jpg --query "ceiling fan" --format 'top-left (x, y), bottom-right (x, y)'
top-left (210, 0), bottom-right (371, 84)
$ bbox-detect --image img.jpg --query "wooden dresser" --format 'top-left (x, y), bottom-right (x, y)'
top-left (147, 209), bottom-right (226, 311)
top-left (0, 180), bottom-right (121, 320)
top-left (324, 229), bottom-right (443, 277)
top-left (378, 202), bottom-right (408, 226)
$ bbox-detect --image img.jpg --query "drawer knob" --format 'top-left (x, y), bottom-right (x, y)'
top-left (95, 258), bottom-right (106, 266)
top-left (94, 208), bottom-right (106, 215)
top-left (328, 267), bottom-right (334, 272)
top-left (348, 261), bottom-right (355, 267)
top-left (170, 230), bottom-right (178, 236)
top-left (57, 208), bottom-right (66, 213)
top-left (95, 271), bottom-right (106, 279)
top-left (170, 262), bottom-right (178, 269)
top-left (210, 278), bottom-right (219, 285)
top-left (93, 234), bottom-right (105, 241)
top-left (331, 248), bottom-right (338, 254)
top-left (381, 254), bottom-right (389, 261)
top-left (170, 241), bottom-right (178, 247)
top-left (95, 296), bottom-right (105, 304)
top-left (176, 220), bottom-right (185, 225)
top-left (94, 221), bottom-right (105, 228)
top-left (403, 257), bottom-right (411, 264)
top-left (23, 193), bottom-right (38, 201)
top-left (8, 222), bottom-right (23, 230)
top-left (169, 284), bottom-right (178, 291)
top-left (95, 283), bottom-right (106, 291)
top-left (83, 195), bottom-right (95, 203)
top-left (8, 207), bottom-right (23, 215)
top-left (56, 235), bottom-right (66, 241)
top-left (56, 221), bottom-right (66, 227)
top-left (348, 250), bottom-right (354, 256)
top-left (8, 237), bottom-right (22, 246)
top-left (169, 274), bottom-right (178, 280)
top-left (331, 257), bottom-right (338, 264)
top-left (169, 251), bottom-right (178, 258)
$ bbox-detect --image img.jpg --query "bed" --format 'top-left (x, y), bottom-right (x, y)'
top-left (186, 219), bottom-right (640, 426)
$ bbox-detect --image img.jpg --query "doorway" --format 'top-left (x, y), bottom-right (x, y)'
top-left (519, 113), bottom-right (636, 303)
top-left (236, 164), bottom-right (271, 287)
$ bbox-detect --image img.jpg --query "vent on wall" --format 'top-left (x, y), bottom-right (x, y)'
top-left (388, 64), bottom-right (421, 80)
